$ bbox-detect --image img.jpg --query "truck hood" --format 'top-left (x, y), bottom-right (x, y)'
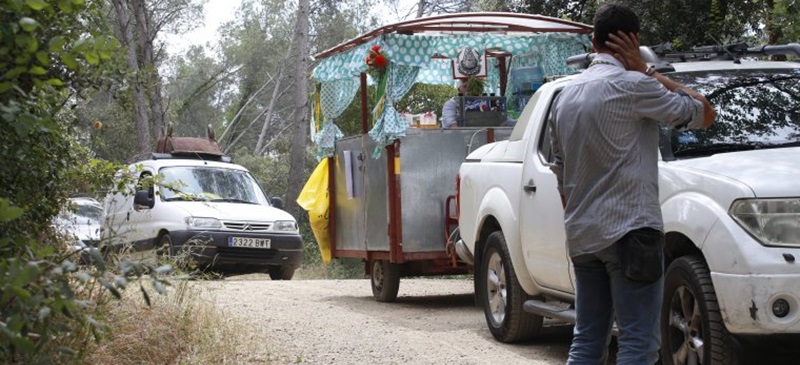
top-left (466, 141), bottom-right (509, 161)
top-left (170, 201), bottom-right (296, 222)
top-left (669, 147), bottom-right (800, 197)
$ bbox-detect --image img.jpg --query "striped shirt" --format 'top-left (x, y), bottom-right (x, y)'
top-left (549, 53), bottom-right (704, 257)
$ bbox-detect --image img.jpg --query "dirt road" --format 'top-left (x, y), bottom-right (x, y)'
top-left (199, 277), bottom-right (573, 365)
top-left (198, 276), bottom-right (798, 365)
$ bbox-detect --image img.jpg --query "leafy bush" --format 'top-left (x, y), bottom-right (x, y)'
top-left (0, 1), bottom-right (172, 363)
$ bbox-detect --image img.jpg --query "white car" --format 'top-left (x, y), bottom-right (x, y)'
top-left (54, 197), bottom-right (104, 262)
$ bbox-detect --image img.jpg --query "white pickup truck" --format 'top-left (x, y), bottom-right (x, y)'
top-left (456, 44), bottom-right (800, 364)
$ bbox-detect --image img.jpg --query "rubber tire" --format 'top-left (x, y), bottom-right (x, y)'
top-left (156, 233), bottom-right (196, 272)
top-left (268, 265), bottom-right (295, 280)
top-left (480, 231), bottom-right (543, 343)
top-left (660, 256), bottom-right (738, 365)
top-left (371, 259), bottom-right (401, 302)
top-left (156, 233), bottom-right (173, 257)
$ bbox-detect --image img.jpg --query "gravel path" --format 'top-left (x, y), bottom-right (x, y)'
top-left (197, 277), bottom-right (574, 365)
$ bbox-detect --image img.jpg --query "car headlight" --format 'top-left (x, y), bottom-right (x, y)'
top-left (730, 198), bottom-right (800, 247)
top-left (185, 217), bottom-right (222, 229)
top-left (272, 220), bottom-right (298, 233)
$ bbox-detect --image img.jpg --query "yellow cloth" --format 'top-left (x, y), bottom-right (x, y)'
top-left (296, 159), bottom-right (332, 264)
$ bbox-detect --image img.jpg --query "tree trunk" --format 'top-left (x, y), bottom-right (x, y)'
top-left (255, 65), bottom-right (286, 154)
top-left (416, 0), bottom-right (427, 18)
top-left (286, 0), bottom-right (311, 218)
top-left (133, 0), bottom-right (165, 137)
top-left (218, 76), bottom-right (273, 144)
top-left (113, 0), bottom-right (151, 155)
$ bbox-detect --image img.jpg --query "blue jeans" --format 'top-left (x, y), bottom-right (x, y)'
top-left (566, 242), bottom-right (664, 365)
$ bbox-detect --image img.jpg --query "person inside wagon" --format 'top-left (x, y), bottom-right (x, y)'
top-left (440, 79), bottom-right (469, 128)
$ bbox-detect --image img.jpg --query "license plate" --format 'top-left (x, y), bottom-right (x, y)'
top-left (228, 237), bottom-right (271, 249)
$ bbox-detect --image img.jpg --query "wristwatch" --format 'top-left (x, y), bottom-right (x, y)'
top-left (644, 65), bottom-right (657, 76)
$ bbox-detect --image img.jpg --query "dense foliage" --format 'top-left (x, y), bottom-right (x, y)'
top-left (0, 1), bottom-right (168, 363)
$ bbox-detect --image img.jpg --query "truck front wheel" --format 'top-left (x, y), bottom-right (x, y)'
top-left (480, 231), bottom-right (543, 343)
top-left (661, 256), bottom-right (737, 365)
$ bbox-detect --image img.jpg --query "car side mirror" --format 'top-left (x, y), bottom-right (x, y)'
top-left (270, 197), bottom-right (284, 209)
top-left (133, 190), bottom-right (154, 210)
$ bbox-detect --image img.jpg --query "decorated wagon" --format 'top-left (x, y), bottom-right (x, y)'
top-left (302, 12), bottom-right (592, 301)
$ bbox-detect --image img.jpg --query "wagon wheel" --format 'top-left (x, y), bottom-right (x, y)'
top-left (370, 259), bottom-right (400, 302)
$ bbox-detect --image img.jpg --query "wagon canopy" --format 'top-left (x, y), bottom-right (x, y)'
top-left (310, 12), bottom-right (592, 158)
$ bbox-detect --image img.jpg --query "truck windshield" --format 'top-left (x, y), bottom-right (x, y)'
top-left (159, 166), bottom-right (269, 205)
top-left (663, 68), bottom-right (800, 158)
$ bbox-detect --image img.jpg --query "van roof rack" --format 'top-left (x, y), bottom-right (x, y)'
top-left (149, 152), bottom-right (233, 163)
top-left (132, 123), bottom-right (232, 163)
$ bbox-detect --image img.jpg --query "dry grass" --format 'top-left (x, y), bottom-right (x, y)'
top-left (84, 280), bottom-right (264, 365)
top-left (296, 257), bottom-right (365, 280)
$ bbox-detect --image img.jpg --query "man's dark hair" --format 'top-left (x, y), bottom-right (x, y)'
top-left (593, 3), bottom-right (640, 51)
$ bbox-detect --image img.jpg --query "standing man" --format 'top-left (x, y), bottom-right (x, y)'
top-left (549, 3), bottom-right (716, 365)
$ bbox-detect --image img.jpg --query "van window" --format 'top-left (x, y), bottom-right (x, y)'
top-left (137, 171), bottom-right (154, 195)
top-left (159, 166), bottom-right (269, 205)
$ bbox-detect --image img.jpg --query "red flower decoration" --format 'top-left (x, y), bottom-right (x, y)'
top-left (373, 54), bottom-right (386, 67)
top-left (366, 44), bottom-right (388, 68)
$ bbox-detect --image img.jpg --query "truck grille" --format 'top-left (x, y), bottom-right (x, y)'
top-left (222, 221), bottom-right (271, 231)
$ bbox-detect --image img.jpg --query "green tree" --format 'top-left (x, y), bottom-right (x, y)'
top-left (216, 0), bottom-right (295, 155)
top-left (763, 0), bottom-right (800, 46)
top-left (615, 0), bottom-right (761, 48)
top-left (164, 45), bottom-right (231, 138)
top-left (1, 1), bottom-right (169, 362)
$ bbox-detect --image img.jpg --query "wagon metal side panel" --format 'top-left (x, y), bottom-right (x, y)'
top-left (333, 135), bottom-right (390, 252)
top-left (333, 128), bottom-right (512, 256)
top-left (399, 128), bottom-right (514, 253)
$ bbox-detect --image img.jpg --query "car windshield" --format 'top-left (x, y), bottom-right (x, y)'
top-left (662, 68), bottom-right (800, 158)
top-left (58, 201), bottom-right (104, 225)
top-left (159, 166), bottom-right (269, 205)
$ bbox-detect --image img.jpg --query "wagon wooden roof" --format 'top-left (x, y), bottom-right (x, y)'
top-left (314, 12), bottom-right (593, 60)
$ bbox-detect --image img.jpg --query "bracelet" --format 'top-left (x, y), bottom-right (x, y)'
top-left (645, 65), bottom-right (656, 76)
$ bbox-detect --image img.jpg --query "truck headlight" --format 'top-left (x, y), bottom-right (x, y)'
top-left (729, 198), bottom-right (800, 247)
top-left (185, 217), bottom-right (222, 229)
top-left (272, 220), bottom-right (298, 233)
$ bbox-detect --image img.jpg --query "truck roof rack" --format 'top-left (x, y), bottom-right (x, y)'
top-left (566, 42), bottom-right (799, 71)
top-left (654, 42), bottom-right (800, 63)
top-left (566, 46), bottom-right (675, 73)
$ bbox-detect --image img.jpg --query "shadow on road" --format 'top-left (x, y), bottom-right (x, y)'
top-left (393, 293), bottom-right (476, 308)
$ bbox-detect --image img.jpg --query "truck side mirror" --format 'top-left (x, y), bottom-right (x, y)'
top-left (270, 197), bottom-right (284, 209)
top-left (133, 190), bottom-right (154, 210)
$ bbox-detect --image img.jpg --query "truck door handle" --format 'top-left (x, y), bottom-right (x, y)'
top-left (523, 179), bottom-right (537, 193)
top-left (126, 212), bottom-right (130, 221)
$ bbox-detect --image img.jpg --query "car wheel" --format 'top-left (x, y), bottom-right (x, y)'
top-left (661, 256), bottom-right (737, 365)
top-left (481, 231), bottom-right (543, 343)
top-left (268, 265), bottom-right (295, 280)
top-left (370, 259), bottom-right (400, 302)
top-left (156, 233), bottom-right (173, 257)
top-left (156, 233), bottom-right (192, 271)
